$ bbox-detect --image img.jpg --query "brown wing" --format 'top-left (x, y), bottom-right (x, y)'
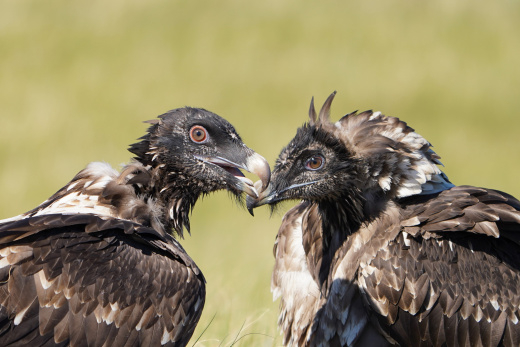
top-left (0, 214), bottom-right (205, 347)
top-left (359, 186), bottom-right (520, 347)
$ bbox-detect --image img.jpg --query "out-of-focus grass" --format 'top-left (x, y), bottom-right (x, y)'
top-left (1, 1), bottom-right (519, 345)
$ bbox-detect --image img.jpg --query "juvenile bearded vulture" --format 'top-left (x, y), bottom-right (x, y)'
top-left (0, 107), bottom-right (270, 347)
top-left (248, 92), bottom-right (520, 346)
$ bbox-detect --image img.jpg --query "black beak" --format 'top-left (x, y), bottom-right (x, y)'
top-left (246, 183), bottom-right (274, 216)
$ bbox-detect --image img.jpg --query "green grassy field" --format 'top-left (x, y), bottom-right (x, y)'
top-left (1, 1), bottom-right (520, 345)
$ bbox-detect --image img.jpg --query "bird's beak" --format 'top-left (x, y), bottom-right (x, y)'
top-left (196, 152), bottom-right (270, 199)
top-left (246, 183), bottom-right (274, 216)
top-left (244, 152), bottom-right (271, 192)
top-left (246, 180), bottom-right (318, 216)
top-left (239, 152), bottom-right (271, 198)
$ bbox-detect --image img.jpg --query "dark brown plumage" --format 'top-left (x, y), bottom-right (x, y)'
top-left (0, 107), bottom-right (270, 346)
top-left (248, 92), bottom-right (520, 346)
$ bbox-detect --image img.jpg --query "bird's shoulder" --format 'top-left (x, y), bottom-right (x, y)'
top-left (355, 186), bottom-right (520, 346)
top-left (5, 161), bottom-right (168, 236)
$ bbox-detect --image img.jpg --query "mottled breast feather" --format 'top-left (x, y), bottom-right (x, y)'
top-left (272, 202), bottom-right (322, 346)
top-left (273, 200), bottom-right (400, 346)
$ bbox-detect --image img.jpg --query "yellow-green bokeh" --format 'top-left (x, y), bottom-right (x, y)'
top-left (1, 1), bottom-right (519, 346)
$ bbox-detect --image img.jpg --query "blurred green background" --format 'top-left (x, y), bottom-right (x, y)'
top-left (1, 1), bottom-right (519, 346)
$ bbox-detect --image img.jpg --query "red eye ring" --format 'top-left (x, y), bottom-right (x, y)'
top-left (190, 126), bottom-right (208, 143)
top-left (305, 155), bottom-right (324, 170)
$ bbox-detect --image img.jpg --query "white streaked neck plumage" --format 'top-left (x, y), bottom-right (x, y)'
top-left (334, 110), bottom-right (454, 200)
top-left (0, 161), bottom-right (194, 238)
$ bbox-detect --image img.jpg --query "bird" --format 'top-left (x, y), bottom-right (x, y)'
top-left (247, 92), bottom-right (520, 346)
top-left (0, 106), bottom-right (270, 347)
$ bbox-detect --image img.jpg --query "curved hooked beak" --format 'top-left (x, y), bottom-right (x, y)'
top-left (196, 152), bottom-right (270, 199)
top-left (244, 152), bottom-right (271, 193)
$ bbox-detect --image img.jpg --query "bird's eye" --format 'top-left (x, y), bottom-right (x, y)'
top-left (305, 155), bottom-right (325, 170)
top-left (190, 126), bottom-right (208, 143)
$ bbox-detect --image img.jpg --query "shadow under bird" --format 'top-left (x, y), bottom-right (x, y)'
top-left (248, 92), bottom-right (520, 347)
top-left (0, 107), bottom-right (270, 347)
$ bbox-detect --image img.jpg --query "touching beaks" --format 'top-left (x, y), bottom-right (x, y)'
top-left (246, 180), bottom-right (319, 216)
top-left (246, 183), bottom-right (273, 216)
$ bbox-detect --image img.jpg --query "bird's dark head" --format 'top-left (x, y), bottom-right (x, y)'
top-left (247, 92), bottom-right (453, 219)
top-left (247, 92), bottom-right (364, 216)
top-left (129, 107), bottom-right (270, 234)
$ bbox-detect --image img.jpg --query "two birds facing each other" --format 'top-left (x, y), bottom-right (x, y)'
top-left (1, 92), bottom-right (520, 347)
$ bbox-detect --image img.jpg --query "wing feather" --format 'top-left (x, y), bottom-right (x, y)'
top-left (357, 186), bottom-right (520, 346)
top-left (0, 214), bottom-right (205, 347)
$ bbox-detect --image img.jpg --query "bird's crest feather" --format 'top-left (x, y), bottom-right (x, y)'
top-left (309, 91), bottom-right (337, 126)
